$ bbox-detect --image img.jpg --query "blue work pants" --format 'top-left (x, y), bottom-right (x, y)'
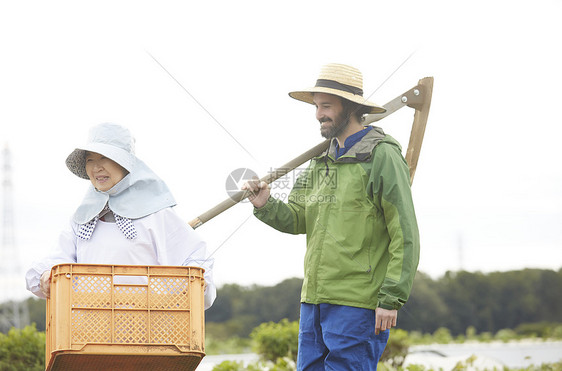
top-left (297, 303), bottom-right (389, 370)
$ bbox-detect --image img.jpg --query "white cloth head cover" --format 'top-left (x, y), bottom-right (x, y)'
top-left (66, 123), bottom-right (176, 224)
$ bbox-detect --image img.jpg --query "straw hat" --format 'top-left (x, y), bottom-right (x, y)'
top-left (289, 63), bottom-right (386, 114)
top-left (66, 123), bottom-right (136, 180)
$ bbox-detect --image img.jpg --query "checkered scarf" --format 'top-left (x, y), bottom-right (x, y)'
top-left (77, 205), bottom-right (137, 241)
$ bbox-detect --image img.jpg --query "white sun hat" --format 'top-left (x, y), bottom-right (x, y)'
top-left (66, 123), bottom-right (136, 179)
top-left (66, 123), bottom-right (176, 225)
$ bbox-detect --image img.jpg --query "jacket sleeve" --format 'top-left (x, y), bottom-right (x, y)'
top-left (253, 164), bottom-right (311, 235)
top-left (369, 143), bottom-right (420, 310)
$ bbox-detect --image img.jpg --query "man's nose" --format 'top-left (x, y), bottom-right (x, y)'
top-left (316, 108), bottom-right (323, 121)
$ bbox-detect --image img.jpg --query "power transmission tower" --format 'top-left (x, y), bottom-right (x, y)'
top-left (0, 144), bottom-right (30, 331)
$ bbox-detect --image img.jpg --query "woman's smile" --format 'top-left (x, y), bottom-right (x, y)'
top-left (85, 152), bottom-right (127, 191)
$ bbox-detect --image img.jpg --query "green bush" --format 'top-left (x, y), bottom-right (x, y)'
top-left (551, 325), bottom-right (562, 339)
top-left (0, 325), bottom-right (45, 371)
top-left (465, 325), bottom-right (477, 340)
top-left (515, 322), bottom-right (554, 338)
top-left (250, 319), bottom-right (299, 362)
top-left (206, 335), bottom-right (252, 355)
top-left (495, 328), bottom-right (517, 342)
top-left (211, 357), bottom-right (296, 371)
top-left (269, 357), bottom-right (297, 371)
top-left (432, 327), bottom-right (453, 343)
top-left (477, 331), bottom-right (493, 342)
top-left (212, 360), bottom-right (246, 371)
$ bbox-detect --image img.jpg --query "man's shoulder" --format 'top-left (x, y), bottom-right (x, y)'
top-left (376, 133), bottom-right (402, 150)
top-left (372, 135), bottom-right (404, 159)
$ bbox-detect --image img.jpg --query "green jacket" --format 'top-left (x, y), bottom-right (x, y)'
top-left (254, 126), bottom-right (420, 311)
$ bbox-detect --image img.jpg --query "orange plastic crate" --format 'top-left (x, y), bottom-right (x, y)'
top-left (45, 264), bottom-right (206, 371)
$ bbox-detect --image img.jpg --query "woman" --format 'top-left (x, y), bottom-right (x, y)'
top-left (26, 123), bottom-right (216, 309)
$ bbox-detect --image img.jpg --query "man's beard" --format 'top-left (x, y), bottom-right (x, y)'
top-left (319, 109), bottom-right (350, 139)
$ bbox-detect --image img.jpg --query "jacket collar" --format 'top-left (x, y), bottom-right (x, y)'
top-left (316, 125), bottom-right (386, 163)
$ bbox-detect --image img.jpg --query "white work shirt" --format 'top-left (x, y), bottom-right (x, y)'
top-left (26, 207), bottom-right (216, 309)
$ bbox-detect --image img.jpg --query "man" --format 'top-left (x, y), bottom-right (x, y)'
top-left (242, 63), bottom-right (420, 370)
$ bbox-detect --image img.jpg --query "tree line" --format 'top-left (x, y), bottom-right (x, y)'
top-left (204, 268), bottom-right (562, 339)
top-left (3, 267), bottom-right (561, 338)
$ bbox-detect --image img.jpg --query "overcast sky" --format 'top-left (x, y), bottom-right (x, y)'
top-left (1, 1), bottom-right (561, 301)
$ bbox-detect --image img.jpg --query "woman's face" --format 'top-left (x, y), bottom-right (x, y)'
top-left (85, 152), bottom-right (128, 191)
